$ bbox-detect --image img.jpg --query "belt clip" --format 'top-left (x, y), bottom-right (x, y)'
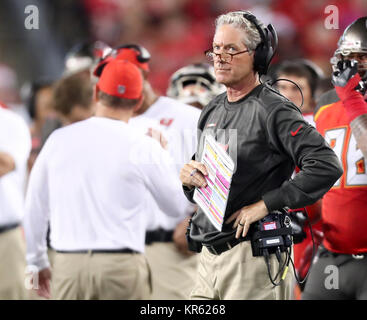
top-left (352, 254), bottom-right (364, 260)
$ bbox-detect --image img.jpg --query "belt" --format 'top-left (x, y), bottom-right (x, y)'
top-left (56, 248), bottom-right (138, 254)
top-left (0, 223), bottom-right (19, 234)
top-left (203, 235), bottom-right (250, 256)
top-left (145, 228), bottom-right (174, 244)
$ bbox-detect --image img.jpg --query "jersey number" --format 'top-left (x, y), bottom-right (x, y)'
top-left (325, 127), bottom-right (367, 187)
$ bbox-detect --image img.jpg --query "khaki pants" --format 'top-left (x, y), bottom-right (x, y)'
top-left (47, 248), bottom-right (56, 268)
top-left (51, 251), bottom-right (151, 300)
top-left (0, 227), bottom-right (27, 300)
top-left (145, 242), bottom-right (198, 300)
top-left (191, 241), bottom-right (294, 300)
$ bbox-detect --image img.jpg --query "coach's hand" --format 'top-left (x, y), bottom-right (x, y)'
top-left (34, 268), bottom-right (52, 299)
top-left (180, 160), bottom-right (208, 189)
top-left (226, 200), bottom-right (269, 239)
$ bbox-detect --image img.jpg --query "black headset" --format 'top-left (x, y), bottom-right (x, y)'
top-left (234, 11), bottom-right (278, 76)
top-left (94, 44), bottom-right (151, 77)
top-left (112, 44), bottom-right (151, 63)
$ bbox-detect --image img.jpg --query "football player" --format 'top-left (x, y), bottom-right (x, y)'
top-left (303, 17), bottom-right (367, 300)
top-left (167, 63), bottom-right (225, 109)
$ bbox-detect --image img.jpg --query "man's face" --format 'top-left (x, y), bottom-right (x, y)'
top-left (35, 87), bottom-right (55, 122)
top-left (212, 24), bottom-right (254, 87)
top-left (277, 74), bottom-right (313, 113)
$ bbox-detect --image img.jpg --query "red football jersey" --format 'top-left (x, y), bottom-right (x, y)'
top-left (315, 99), bottom-right (367, 254)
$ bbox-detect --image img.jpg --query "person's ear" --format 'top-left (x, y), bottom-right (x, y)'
top-left (133, 94), bottom-right (145, 113)
top-left (93, 85), bottom-right (99, 103)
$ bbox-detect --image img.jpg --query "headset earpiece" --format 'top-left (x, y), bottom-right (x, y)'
top-left (240, 12), bottom-right (278, 76)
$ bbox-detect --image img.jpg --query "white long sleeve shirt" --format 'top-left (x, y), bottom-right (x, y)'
top-left (129, 97), bottom-right (200, 231)
top-left (24, 116), bottom-right (188, 270)
top-left (0, 107), bottom-right (31, 226)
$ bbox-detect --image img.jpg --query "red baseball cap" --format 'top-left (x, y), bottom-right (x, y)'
top-left (97, 59), bottom-right (143, 99)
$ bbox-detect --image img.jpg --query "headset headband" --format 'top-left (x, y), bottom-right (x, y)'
top-left (233, 11), bottom-right (278, 75)
top-left (114, 44), bottom-right (151, 63)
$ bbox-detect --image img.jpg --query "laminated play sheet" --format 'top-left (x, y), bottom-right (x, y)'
top-left (193, 134), bottom-right (234, 231)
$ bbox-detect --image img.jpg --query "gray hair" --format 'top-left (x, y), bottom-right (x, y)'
top-left (215, 11), bottom-right (263, 52)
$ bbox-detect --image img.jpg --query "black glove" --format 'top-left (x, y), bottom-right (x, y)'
top-left (332, 59), bottom-right (367, 121)
top-left (332, 59), bottom-right (359, 87)
top-left (332, 59), bottom-right (366, 95)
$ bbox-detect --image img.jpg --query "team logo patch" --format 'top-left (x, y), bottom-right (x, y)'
top-left (117, 85), bottom-right (126, 94)
top-left (160, 118), bottom-right (174, 127)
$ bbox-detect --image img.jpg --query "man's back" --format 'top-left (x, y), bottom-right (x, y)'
top-left (26, 116), bottom-right (185, 253)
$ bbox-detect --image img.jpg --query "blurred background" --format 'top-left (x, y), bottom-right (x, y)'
top-left (0, 0), bottom-right (366, 123)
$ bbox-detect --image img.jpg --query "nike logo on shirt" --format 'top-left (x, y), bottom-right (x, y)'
top-left (291, 125), bottom-right (303, 136)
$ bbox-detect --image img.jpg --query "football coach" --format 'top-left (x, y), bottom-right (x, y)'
top-left (180, 11), bottom-right (343, 300)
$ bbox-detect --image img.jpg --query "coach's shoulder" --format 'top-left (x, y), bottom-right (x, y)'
top-left (256, 84), bottom-right (301, 115)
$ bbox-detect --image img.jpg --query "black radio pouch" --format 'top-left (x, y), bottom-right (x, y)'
top-left (250, 209), bottom-right (293, 257)
top-left (186, 218), bottom-right (203, 253)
